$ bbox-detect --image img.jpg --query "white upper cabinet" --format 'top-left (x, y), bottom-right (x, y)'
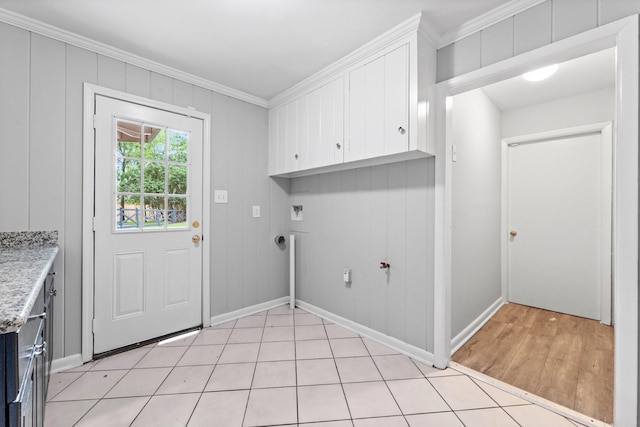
top-left (268, 13), bottom-right (435, 177)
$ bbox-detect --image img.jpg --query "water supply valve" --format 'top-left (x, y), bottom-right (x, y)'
top-left (379, 261), bottom-right (390, 270)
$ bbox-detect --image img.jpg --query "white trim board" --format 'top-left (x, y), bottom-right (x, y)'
top-left (0, 7), bottom-right (267, 108)
top-left (296, 300), bottom-right (436, 367)
top-left (81, 83), bottom-right (212, 362)
top-left (434, 15), bottom-right (638, 425)
top-left (451, 297), bottom-right (504, 354)
top-left (50, 354), bottom-right (83, 374)
top-left (209, 297), bottom-right (290, 326)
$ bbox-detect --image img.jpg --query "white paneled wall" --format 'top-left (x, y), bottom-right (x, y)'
top-left (437, 0), bottom-right (640, 81)
top-left (0, 21), bottom-right (289, 359)
top-left (290, 159), bottom-right (434, 352)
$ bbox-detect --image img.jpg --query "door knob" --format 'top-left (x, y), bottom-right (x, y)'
top-left (509, 230), bottom-right (518, 237)
top-left (398, 126), bottom-right (406, 135)
top-left (192, 235), bottom-right (201, 244)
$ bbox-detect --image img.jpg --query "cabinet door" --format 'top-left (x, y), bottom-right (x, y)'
top-left (306, 87), bottom-right (322, 169)
top-left (348, 44), bottom-right (409, 161)
top-left (275, 106), bottom-right (288, 174)
top-left (320, 77), bottom-right (344, 166)
top-left (384, 44), bottom-right (409, 154)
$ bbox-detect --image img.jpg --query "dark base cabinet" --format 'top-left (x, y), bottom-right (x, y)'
top-left (2, 270), bottom-right (55, 427)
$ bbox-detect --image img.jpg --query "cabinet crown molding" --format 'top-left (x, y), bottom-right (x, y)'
top-left (268, 12), bottom-right (436, 109)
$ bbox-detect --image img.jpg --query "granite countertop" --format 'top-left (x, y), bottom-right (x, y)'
top-left (0, 231), bottom-right (59, 334)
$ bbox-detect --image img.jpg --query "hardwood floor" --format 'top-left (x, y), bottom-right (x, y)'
top-left (452, 303), bottom-right (613, 423)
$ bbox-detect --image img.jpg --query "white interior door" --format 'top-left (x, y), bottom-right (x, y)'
top-left (93, 95), bottom-right (203, 354)
top-left (507, 130), bottom-right (611, 321)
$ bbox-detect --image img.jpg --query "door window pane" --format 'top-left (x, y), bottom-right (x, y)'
top-left (114, 119), bottom-right (189, 231)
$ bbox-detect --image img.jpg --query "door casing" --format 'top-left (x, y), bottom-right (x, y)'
top-left (433, 16), bottom-right (638, 425)
top-left (82, 83), bottom-right (211, 361)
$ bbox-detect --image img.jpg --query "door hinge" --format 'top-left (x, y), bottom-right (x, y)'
top-left (452, 145), bottom-right (457, 162)
top-left (93, 114), bottom-right (97, 129)
top-left (92, 318), bottom-right (97, 333)
top-left (92, 217), bottom-right (96, 231)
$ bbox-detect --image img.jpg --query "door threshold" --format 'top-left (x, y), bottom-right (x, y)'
top-left (449, 362), bottom-right (611, 427)
top-left (93, 325), bottom-right (202, 360)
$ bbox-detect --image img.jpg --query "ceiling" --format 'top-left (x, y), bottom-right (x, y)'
top-left (0, 0), bottom-right (518, 101)
top-left (481, 48), bottom-right (615, 112)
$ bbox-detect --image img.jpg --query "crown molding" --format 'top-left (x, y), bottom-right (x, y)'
top-left (0, 7), bottom-right (268, 108)
top-left (437, 0), bottom-right (547, 48)
top-left (268, 12), bottom-right (434, 108)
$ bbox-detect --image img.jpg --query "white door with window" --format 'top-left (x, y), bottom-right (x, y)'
top-left (93, 95), bottom-right (203, 354)
top-left (507, 127), bottom-right (612, 322)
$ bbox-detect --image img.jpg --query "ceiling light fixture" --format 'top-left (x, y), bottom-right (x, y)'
top-left (522, 64), bottom-right (559, 82)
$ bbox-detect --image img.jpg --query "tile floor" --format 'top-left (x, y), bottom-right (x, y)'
top-left (45, 306), bottom-right (589, 427)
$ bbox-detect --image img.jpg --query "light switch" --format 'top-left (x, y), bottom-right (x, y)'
top-left (252, 205), bottom-right (261, 218)
top-left (214, 190), bottom-right (228, 204)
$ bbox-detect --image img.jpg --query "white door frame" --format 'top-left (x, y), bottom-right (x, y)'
top-left (81, 83), bottom-right (211, 362)
top-left (433, 16), bottom-right (638, 425)
top-left (501, 122), bottom-right (613, 325)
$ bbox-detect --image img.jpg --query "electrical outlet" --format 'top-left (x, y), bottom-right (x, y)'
top-left (252, 205), bottom-right (261, 218)
top-left (214, 190), bottom-right (228, 204)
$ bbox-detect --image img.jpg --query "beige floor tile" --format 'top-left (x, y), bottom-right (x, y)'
top-left (262, 326), bottom-right (295, 342)
top-left (353, 416), bottom-right (409, 426)
top-left (90, 348), bottom-right (150, 371)
top-left (75, 396), bottom-right (149, 427)
top-left (325, 324), bottom-right (360, 339)
top-left (387, 378), bottom-right (450, 414)
top-left (63, 360), bottom-right (99, 372)
top-left (504, 405), bottom-right (578, 427)
top-left (414, 361), bottom-right (460, 377)
top-left (187, 390), bottom-right (249, 427)
top-left (342, 381), bottom-right (401, 418)
top-left (296, 339), bottom-right (333, 359)
top-left (131, 393), bottom-right (200, 426)
top-left (372, 355), bottom-right (423, 380)
top-left (156, 365), bottom-right (214, 394)
top-left (265, 315), bottom-right (295, 327)
top-left (361, 338), bottom-right (399, 356)
top-left (472, 379), bottom-right (530, 406)
top-left (211, 319), bottom-right (237, 329)
top-left (51, 370), bottom-right (128, 401)
top-left (134, 346), bottom-right (189, 368)
top-left (44, 400), bottom-right (97, 427)
top-left (243, 387), bottom-right (298, 427)
top-left (300, 421), bottom-right (353, 427)
top-left (334, 357), bottom-right (383, 383)
top-left (158, 332), bottom-right (198, 346)
top-left (205, 362), bottom-right (256, 391)
top-left (105, 367), bottom-right (172, 398)
top-left (405, 412), bottom-right (464, 427)
top-left (268, 305), bottom-right (293, 315)
top-left (428, 375), bottom-right (498, 411)
top-left (330, 338), bottom-right (369, 358)
top-left (192, 328), bottom-right (232, 345)
top-left (253, 361), bottom-right (297, 388)
top-left (297, 358), bottom-right (340, 385)
top-left (456, 408), bottom-right (521, 427)
top-left (46, 372), bottom-right (83, 401)
top-left (218, 343), bottom-right (260, 363)
top-left (298, 384), bottom-right (351, 423)
top-left (295, 313), bottom-right (324, 325)
top-left (177, 344), bottom-right (225, 366)
top-left (228, 327), bottom-right (264, 343)
top-left (258, 341), bottom-right (296, 361)
top-left (296, 325), bottom-right (328, 340)
top-left (235, 314), bottom-right (267, 328)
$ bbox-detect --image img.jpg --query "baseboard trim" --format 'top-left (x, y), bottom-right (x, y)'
top-left (209, 297), bottom-right (290, 326)
top-left (296, 299), bottom-right (435, 366)
top-left (50, 354), bottom-right (83, 374)
top-left (451, 297), bottom-right (504, 354)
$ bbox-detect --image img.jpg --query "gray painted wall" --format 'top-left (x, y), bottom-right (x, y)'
top-left (289, 159), bottom-right (435, 352)
top-left (450, 89), bottom-right (503, 338)
top-left (437, 0), bottom-right (640, 82)
top-left (0, 21), bottom-right (290, 359)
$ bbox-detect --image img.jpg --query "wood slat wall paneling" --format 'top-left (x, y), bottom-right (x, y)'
top-left (173, 79), bottom-right (194, 108)
top-left (353, 168), bottom-right (373, 328)
top-left (242, 104), bottom-right (260, 307)
top-left (481, 18), bottom-right (514, 67)
top-left (150, 73), bottom-right (174, 104)
top-left (553, 0), bottom-right (598, 42)
top-left (598, 0), bottom-right (640, 25)
top-left (513, 1), bottom-right (553, 56)
top-left (0, 22), bottom-right (30, 231)
top-left (97, 55), bottom-right (125, 91)
top-left (125, 64), bottom-right (151, 98)
top-left (451, 33), bottom-right (482, 78)
top-left (369, 165), bottom-right (389, 335)
top-left (64, 45), bottom-right (97, 357)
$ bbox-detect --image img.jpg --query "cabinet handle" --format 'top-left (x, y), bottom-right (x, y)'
top-left (294, 154), bottom-right (299, 160)
top-left (336, 143), bottom-right (341, 149)
top-left (398, 126), bottom-right (406, 135)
